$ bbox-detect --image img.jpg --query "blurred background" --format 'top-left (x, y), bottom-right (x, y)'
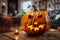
top-left (0, 0), bottom-right (60, 33)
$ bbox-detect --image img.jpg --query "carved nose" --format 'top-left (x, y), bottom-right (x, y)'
top-left (33, 24), bottom-right (39, 27)
top-left (33, 21), bottom-right (38, 27)
top-left (34, 22), bottom-right (38, 24)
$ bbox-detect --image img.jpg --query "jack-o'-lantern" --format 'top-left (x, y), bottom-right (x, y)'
top-left (21, 11), bottom-right (50, 35)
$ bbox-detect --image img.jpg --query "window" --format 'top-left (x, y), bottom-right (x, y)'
top-left (21, 1), bottom-right (33, 12)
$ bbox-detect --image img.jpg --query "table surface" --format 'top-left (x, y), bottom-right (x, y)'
top-left (1, 29), bottom-right (60, 40)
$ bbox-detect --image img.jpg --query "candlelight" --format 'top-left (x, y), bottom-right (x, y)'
top-left (14, 29), bottom-right (19, 35)
top-left (15, 29), bottom-right (19, 33)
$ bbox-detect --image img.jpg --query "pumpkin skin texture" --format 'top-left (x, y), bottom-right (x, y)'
top-left (5, 15), bottom-right (12, 24)
top-left (21, 11), bottom-right (50, 35)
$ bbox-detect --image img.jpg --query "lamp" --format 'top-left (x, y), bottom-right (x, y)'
top-left (2, 3), bottom-right (6, 6)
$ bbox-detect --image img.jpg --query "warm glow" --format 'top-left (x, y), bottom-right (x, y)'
top-left (28, 25), bottom-right (39, 31)
top-left (50, 29), bottom-right (57, 32)
top-left (21, 11), bottom-right (50, 34)
top-left (14, 29), bottom-right (19, 33)
top-left (15, 10), bottom-right (17, 13)
top-left (39, 24), bottom-right (45, 29)
top-left (27, 24), bottom-right (45, 31)
top-left (28, 25), bottom-right (33, 30)
top-left (2, 3), bottom-right (6, 6)
top-left (34, 22), bottom-right (38, 24)
top-left (15, 35), bottom-right (19, 40)
top-left (34, 27), bottom-right (39, 31)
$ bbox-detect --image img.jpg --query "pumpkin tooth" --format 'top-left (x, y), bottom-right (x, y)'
top-left (28, 25), bottom-right (33, 30)
top-left (34, 27), bottom-right (39, 31)
top-left (39, 24), bottom-right (45, 29)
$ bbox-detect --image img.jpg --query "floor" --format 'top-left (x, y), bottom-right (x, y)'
top-left (0, 29), bottom-right (60, 40)
top-left (0, 34), bottom-right (13, 40)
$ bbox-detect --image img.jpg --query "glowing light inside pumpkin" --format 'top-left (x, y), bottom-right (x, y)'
top-left (28, 25), bottom-right (33, 30)
top-left (34, 27), bottom-right (39, 31)
top-left (27, 24), bottom-right (45, 31)
top-left (21, 11), bottom-right (50, 34)
top-left (39, 24), bottom-right (45, 29)
top-left (34, 22), bottom-right (38, 24)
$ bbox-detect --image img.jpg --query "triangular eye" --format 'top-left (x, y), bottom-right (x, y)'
top-left (28, 15), bottom-right (34, 18)
top-left (37, 15), bottom-right (42, 18)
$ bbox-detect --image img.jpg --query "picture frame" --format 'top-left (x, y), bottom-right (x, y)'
top-left (39, 1), bottom-right (47, 11)
top-left (56, 4), bottom-right (60, 10)
top-left (56, 0), bottom-right (60, 3)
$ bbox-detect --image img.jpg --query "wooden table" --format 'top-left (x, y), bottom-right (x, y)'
top-left (1, 29), bottom-right (60, 40)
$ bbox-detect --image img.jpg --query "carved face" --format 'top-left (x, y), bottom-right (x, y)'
top-left (21, 11), bottom-right (50, 35)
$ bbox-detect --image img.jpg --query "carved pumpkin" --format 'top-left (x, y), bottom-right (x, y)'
top-left (21, 11), bottom-right (50, 35)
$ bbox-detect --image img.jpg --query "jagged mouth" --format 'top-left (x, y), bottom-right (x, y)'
top-left (24, 21), bottom-right (46, 31)
top-left (26, 24), bottom-right (45, 31)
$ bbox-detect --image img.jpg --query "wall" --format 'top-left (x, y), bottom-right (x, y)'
top-left (47, 0), bottom-right (60, 11)
top-left (18, 0), bottom-right (60, 12)
top-left (18, 0), bottom-right (39, 12)
top-left (47, 1), bottom-right (55, 11)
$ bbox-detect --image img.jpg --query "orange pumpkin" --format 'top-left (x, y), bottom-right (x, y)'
top-left (21, 11), bottom-right (50, 35)
top-left (5, 15), bottom-right (12, 24)
top-left (57, 26), bottom-right (60, 31)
